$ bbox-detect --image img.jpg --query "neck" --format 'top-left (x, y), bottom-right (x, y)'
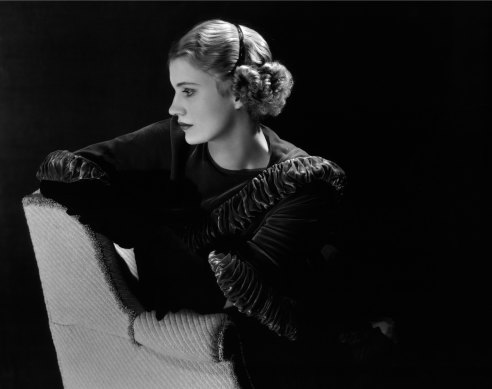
top-left (207, 113), bottom-right (270, 171)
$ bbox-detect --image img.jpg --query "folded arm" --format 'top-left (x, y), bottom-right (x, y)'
top-left (36, 150), bottom-right (141, 248)
top-left (35, 120), bottom-right (180, 248)
top-left (208, 181), bottom-right (341, 341)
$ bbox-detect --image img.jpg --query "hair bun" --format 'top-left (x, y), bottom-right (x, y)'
top-left (233, 61), bottom-right (293, 119)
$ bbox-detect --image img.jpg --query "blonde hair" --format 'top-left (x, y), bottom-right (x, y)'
top-left (168, 19), bottom-right (293, 120)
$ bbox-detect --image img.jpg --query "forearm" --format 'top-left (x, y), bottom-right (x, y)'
top-left (36, 150), bottom-right (147, 247)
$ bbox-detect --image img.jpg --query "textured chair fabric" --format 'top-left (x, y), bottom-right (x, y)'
top-left (23, 192), bottom-right (241, 389)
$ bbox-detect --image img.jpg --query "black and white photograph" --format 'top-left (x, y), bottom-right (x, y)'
top-left (0, 1), bottom-right (490, 388)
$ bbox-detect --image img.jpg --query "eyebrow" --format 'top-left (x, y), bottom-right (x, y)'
top-left (176, 82), bottom-right (200, 87)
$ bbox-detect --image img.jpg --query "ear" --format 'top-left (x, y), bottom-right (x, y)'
top-left (232, 94), bottom-right (244, 110)
top-left (222, 79), bottom-right (243, 109)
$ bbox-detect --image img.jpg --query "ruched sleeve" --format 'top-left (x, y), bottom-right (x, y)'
top-left (209, 251), bottom-right (298, 340)
top-left (208, 180), bottom-right (342, 341)
top-left (184, 157), bottom-right (346, 340)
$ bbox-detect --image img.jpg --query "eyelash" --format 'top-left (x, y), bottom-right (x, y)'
top-left (182, 88), bottom-right (195, 97)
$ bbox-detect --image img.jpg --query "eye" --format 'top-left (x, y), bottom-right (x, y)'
top-left (182, 88), bottom-right (195, 97)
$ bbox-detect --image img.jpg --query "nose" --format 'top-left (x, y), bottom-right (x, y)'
top-left (168, 94), bottom-right (185, 117)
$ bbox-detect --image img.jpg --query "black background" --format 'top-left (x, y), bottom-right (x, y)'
top-left (0, 2), bottom-right (490, 388)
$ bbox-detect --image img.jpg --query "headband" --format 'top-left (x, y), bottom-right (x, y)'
top-left (230, 24), bottom-right (245, 75)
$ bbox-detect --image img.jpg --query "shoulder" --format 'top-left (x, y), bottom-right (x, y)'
top-left (242, 156), bottom-right (346, 212)
top-left (74, 117), bottom-right (182, 173)
top-left (126, 117), bottom-right (188, 158)
top-left (261, 124), bottom-right (309, 164)
top-left (260, 125), bottom-right (345, 197)
top-left (75, 117), bottom-right (173, 153)
top-left (117, 117), bottom-right (173, 144)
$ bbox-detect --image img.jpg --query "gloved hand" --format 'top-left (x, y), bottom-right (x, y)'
top-left (36, 150), bottom-right (110, 185)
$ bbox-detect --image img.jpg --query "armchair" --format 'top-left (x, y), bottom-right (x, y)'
top-left (22, 191), bottom-right (244, 389)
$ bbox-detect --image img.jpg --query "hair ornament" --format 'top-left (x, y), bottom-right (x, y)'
top-left (230, 23), bottom-right (245, 74)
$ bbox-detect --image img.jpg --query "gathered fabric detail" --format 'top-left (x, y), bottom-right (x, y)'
top-left (208, 251), bottom-right (298, 341)
top-left (184, 156), bottom-right (345, 252)
top-left (36, 150), bottom-right (111, 185)
top-left (36, 148), bottom-right (345, 341)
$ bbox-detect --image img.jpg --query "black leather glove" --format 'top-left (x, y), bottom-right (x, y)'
top-left (37, 150), bottom-right (145, 247)
top-left (36, 150), bottom-right (111, 185)
top-left (36, 149), bottom-right (200, 248)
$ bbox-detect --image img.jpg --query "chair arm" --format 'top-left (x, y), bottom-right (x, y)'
top-left (25, 191), bottom-right (240, 365)
top-left (23, 192), bottom-right (142, 337)
top-left (133, 310), bottom-right (237, 363)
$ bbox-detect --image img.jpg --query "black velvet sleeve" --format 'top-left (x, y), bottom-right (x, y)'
top-left (72, 119), bottom-right (173, 181)
top-left (35, 119), bottom-right (196, 248)
top-left (208, 181), bottom-right (341, 341)
top-left (37, 153), bottom-right (155, 248)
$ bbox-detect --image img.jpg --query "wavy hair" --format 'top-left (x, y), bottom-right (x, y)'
top-left (168, 19), bottom-right (293, 120)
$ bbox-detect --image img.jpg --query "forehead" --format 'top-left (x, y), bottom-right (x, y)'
top-left (169, 57), bottom-right (214, 87)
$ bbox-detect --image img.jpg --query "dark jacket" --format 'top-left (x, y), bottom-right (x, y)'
top-left (36, 117), bottom-right (400, 388)
top-left (36, 116), bottom-right (346, 341)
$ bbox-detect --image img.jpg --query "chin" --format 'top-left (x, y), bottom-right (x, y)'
top-left (184, 132), bottom-right (207, 145)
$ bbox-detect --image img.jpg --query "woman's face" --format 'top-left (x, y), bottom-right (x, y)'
top-left (168, 57), bottom-right (237, 145)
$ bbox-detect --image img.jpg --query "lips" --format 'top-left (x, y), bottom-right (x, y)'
top-left (178, 122), bottom-right (193, 130)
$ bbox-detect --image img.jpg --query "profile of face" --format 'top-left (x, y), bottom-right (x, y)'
top-left (168, 57), bottom-right (240, 145)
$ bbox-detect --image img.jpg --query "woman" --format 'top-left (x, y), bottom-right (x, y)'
top-left (37, 19), bottom-right (375, 387)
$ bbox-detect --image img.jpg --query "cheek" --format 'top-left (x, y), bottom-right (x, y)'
top-left (209, 96), bottom-right (234, 121)
top-left (193, 90), bottom-right (234, 127)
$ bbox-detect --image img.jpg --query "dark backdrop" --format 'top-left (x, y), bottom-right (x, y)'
top-left (1, 2), bottom-right (490, 388)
